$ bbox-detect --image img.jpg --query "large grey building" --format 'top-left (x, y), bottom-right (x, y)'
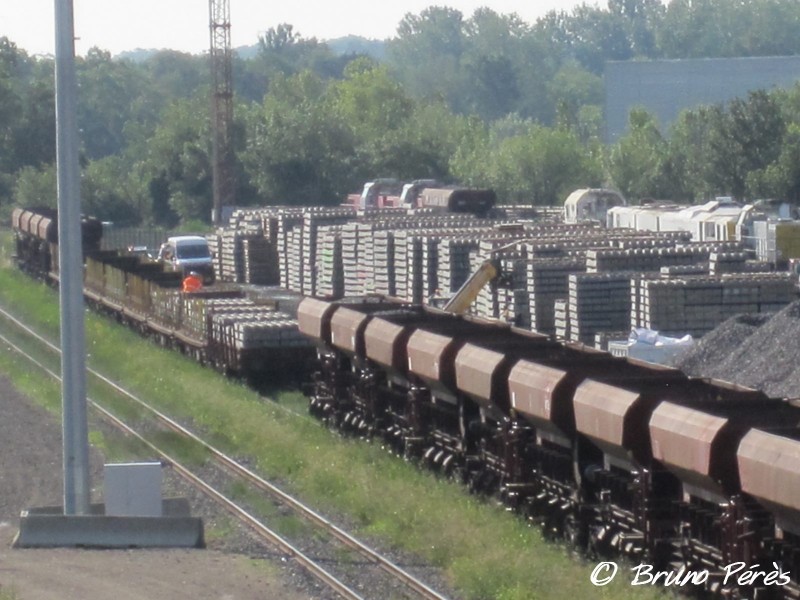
top-left (604, 55), bottom-right (800, 143)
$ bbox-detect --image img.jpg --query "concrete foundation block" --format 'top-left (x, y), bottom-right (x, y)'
top-left (13, 498), bottom-right (204, 549)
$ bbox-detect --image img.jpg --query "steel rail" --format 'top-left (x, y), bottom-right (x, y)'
top-left (0, 305), bottom-right (450, 600)
top-left (0, 326), bottom-right (365, 600)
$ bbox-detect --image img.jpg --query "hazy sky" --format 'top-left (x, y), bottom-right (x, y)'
top-left (3, 1), bottom-right (599, 56)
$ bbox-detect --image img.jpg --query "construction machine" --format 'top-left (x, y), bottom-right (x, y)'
top-left (346, 180), bottom-right (496, 216)
top-left (346, 179), bottom-right (404, 209)
top-left (441, 240), bottom-right (521, 314)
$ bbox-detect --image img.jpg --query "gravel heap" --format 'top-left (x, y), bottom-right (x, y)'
top-left (677, 300), bottom-right (800, 398)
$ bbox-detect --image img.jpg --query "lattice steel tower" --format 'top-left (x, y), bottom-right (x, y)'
top-left (209, 0), bottom-right (235, 226)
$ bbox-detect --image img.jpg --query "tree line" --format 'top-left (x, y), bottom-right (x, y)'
top-left (3, 0), bottom-right (800, 227)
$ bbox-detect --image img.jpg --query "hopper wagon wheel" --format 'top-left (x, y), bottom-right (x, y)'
top-left (541, 513), bottom-right (563, 542)
top-left (587, 524), bottom-right (615, 561)
top-left (563, 514), bottom-right (588, 553)
top-left (323, 411), bottom-right (341, 431)
top-left (308, 396), bottom-right (322, 418)
top-left (402, 437), bottom-right (421, 462)
top-left (466, 469), bottom-right (485, 494)
top-left (450, 464), bottom-right (469, 486)
top-left (384, 427), bottom-right (411, 461)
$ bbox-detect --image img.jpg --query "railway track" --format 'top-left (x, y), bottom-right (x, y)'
top-left (0, 304), bottom-right (451, 600)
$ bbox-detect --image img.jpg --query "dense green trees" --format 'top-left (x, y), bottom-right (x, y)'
top-left (607, 88), bottom-right (800, 203)
top-left (607, 109), bottom-right (682, 201)
top-left (242, 71), bottom-right (353, 205)
top-left (450, 116), bottom-right (602, 204)
top-left (4, 0), bottom-right (800, 224)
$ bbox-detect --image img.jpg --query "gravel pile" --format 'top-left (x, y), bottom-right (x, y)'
top-left (677, 300), bottom-right (800, 398)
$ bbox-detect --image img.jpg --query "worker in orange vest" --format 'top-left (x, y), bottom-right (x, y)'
top-left (182, 271), bottom-right (203, 293)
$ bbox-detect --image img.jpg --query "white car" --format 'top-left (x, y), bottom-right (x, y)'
top-left (158, 235), bottom-right (215, 284)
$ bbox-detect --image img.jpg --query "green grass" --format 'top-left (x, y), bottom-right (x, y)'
top-left (0, 231), bottom-right (669, 600)
top-left (227, 480), bottom-right (321, 541)
top-left (203, 513), bottom-right (238, 545)
top-left (87, 428), bottom-right (152, 463)
top-left (0, 585), bottom-right (19, 600)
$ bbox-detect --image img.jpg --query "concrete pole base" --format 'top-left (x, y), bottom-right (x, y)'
top-left (13, 498), bottom-right (204, 548)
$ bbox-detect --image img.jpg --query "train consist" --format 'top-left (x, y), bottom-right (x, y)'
top-left (10, 207), bottom-right (311, 382)
top-left (298, 295), bottom-right (800, 599)
top-left (11, 205), bottom-right (800, 597)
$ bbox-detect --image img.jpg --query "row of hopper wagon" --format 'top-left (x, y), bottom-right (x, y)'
top-left (10, 206), bottom-right (103, 276)
top-left (298, 295), bottom-right (800, 599)
top-left (10, 207), bottom-right (312, 383)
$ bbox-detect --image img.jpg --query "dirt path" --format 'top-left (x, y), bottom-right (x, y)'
top-left (0, 374), bottom-right (320, 600)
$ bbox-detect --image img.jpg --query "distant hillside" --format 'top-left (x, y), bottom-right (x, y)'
top-left (234, 35), bottom-right (385, 61)
top-left (116, 48), bottom-right (161, 62)
top-left (326, 36), bottom-right (386, 60)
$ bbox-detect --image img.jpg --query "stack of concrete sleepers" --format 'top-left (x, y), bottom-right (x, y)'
top-left (497, 256), bottom-right (529, 326)
top-left (181, 294), bottom-right (246, 341)
top-left (241, 236), bottom-right (279, 284)
top-left (372, 229), bottom-right (396, 296)
top-left (233, 315), bottom-right (308, 349)
top-left (708, 251), bottom-right (748, 275)
top-left (228, 208), bottom-right (272, 230)
top-left (358, 222), bottom-right (380, 295)
top-left (207, 231), bottom-right (223, 279)
top-left (504, 204), bottom-right (562, 221)
top-left (219, 208), bottom-right (286, 283)
top-left (630, 273), bottom-right (660, 330)
top-left (149, 285), bottom-right (184, 330)
top-left (285, 227), bottom-right (303, 293)
top-left (342, 220), bottom-right (395, 297)
top-left (612, 233), bottom-right (691, 249)
top-left (260, 213), bottom-right (281, 247)
top-left (365, 221), bottom-right (411, 298)
top-left (207, 301), bottom-right (273, 351)
top-left (276, 211), bottom-right (304, 290)
top-left (568, 272), bottom-right (634, 345)
top-left (554, 298), bottom-right (570, 341)
top-left (371, 215), bottom-right (482, 302)
top-left (420, 228), bottom-right (477, 302)
top-left (526, 257), bottom-right (586, 334)
top-left (470, 237), bottom-right (528, 319)
top-left (637, 273), bottom-right (795, 337)
top-left (341, 222), bottom-right (361, 296)
top-left (395, 231), bottom-right (424, 304)
top-left (586, 246), bottom-right (715, 274)
top-left (370, 218), bottom-right (452, 298)
top-left (300, 208), bottom-right (354, 296)
top-left (342, 217), bottom-right (404, 297)
top-left (420, 233), bottom-right (442, 302)
top-left (219, 214), bottom-right (272, 283)
top-left (207, 303), bottom-right (309, 372)
top-left (437, 235), bottom-right (483, 295)
top-left (315, 225), bottom-right (344, 298)
top-left (218, 229), bottom-right (244, 283)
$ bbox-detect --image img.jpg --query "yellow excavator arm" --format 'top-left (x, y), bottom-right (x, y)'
top-left (442, 260), bottom-right (499, 314)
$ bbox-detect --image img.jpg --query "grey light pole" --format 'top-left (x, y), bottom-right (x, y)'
top-left (54, 0), bottom-right (91, 515)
